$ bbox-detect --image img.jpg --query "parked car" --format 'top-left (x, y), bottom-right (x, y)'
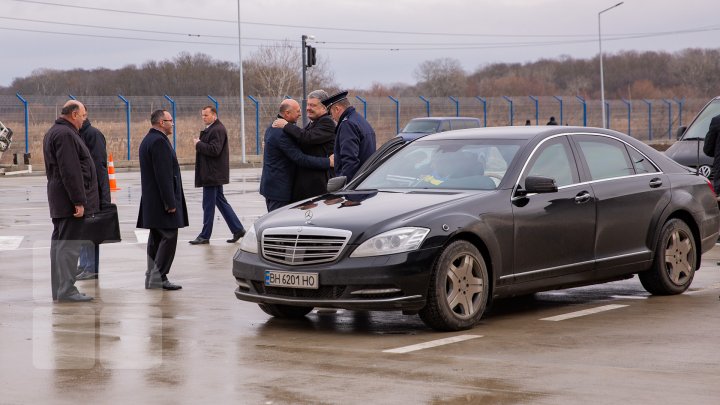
top-left (665, 96), bottom-right (720, 178)
top-left (233, 126), bottom-right (720, 331)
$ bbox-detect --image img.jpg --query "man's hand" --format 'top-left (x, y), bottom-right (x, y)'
top-left (167, 207), bottom-right (176, 213)
top-left (73, 205), bottom-right (84, 218)
top-left (329, 154), bottom-right (334, 168)
top-left (272, 118), bottom-right (288, 129)
top-left (193, 137), bottom-right (200, 145)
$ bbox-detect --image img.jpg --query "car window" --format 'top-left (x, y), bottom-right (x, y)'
top-left (401, 120), bottom-right (439, 134)
top-left (575, 136), bottom-right (634, 180)
top-left (627, 146), bottom-right (658, 174)
top-left (439, 121), bottom-right (451, 132)
top-left (525, 137), bottom-right (578, 187)
top-left (451, 120), bottom-right (480, 130)
top-left (682, 99), bottom-right (720, 140)
top-left (356, 139), bottom-right (522, 191)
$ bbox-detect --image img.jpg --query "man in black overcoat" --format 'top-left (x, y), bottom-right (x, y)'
top-left (137, 110), bottom-right (188, 290)
top-left (272, 89), bottom-right (336, 202)
top-left (76, 113), bottom-right (111, 280)
top-left (703, 114), bottom-right (720, 190)
top-left (43, 100), bottom-right (99, 302)
top-left (189, 105), bottom-right (245, 245)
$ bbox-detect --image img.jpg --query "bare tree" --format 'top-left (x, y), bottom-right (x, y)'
top-left (414, 58), bottom-right (467, 96)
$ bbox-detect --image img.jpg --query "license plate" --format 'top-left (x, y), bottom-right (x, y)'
top-left (264, 270), bottom-right (319, 289)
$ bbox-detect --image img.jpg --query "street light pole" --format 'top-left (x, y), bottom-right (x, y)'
top-left (237, 0), bottom-right (246, 163)
top-left (301, 34), bottom-right (314, 127)
top-left (599, 1), bottom-right (623, 129)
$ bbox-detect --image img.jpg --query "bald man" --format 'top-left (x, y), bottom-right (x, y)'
top-left (43, 100), bottom-right (99, 302)
top-left (259, 99), bottom-right (334, 212)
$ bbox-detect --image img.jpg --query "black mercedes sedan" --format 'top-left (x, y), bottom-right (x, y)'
top-left (233, 126), bottom-right (720, 331)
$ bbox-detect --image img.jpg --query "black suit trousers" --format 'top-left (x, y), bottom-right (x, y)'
top-left (50, 217), bottom-right (84, 300)
top-left (146, 228), bottom-right (178, 282)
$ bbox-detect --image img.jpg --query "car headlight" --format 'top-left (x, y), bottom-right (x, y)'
top-left (239, 224), bottom-right (258, 254)
top-left (350, 227), bottom-right (430, 258)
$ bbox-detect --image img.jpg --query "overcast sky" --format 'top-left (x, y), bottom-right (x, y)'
top-left (1, 0), bottom-right (718, 91)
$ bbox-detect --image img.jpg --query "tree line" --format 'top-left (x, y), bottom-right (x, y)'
top-left (2, 46), bottom-right (719, 99)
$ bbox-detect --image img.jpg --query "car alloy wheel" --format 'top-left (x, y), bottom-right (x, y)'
top-left (420, 240), bottom-right (489, 331)
top-left (640, 219), bottom-right (696, 295)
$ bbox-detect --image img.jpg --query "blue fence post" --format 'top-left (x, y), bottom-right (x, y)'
top-left (355, 95), bottom-right (367, 119)
top-left (419, 96), bottom-right (430, 117)
top-left (247, 95), bottom-right (260, 155)
top-left (448, 96), bottom-right (459, 117)
top-left (15, 93), bottom-right (29, 155)
top-left (553, 96), bottom-right (564, 125)
top-left (163, 95), bottom-right (176, 149)
top-left (605, 102), bottom-right (611, 129)
top-left (575, 96), bottom-right (587, 126)
top-left (662, 99), bottom-right (672, 139)
top-left (642, 99), bottom-right (652, 140)
top-left (388, 96), bottom-right (400, 134)
top-left (68, 94), bottom-right (76, 100)
top-left (474, 97), bottom-right (487, 127)
top-left (118, 95), bottom-right (131, 160)
top-left (673, 97), bottom-right (684, 127)
top-left (620, 98), bottom-right (631, 137)
top-left (529, 96), bottom-right (539, 125)
top-left (502, 96), bottom-right (514, 125)
top-left (207, 95), bottom-right (219, 117)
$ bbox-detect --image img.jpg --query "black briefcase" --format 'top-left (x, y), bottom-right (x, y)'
top-left (82, 203), bottom-right (122, 245)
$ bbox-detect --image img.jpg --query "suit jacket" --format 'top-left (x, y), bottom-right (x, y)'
top-left (195, 119), bottom-right (230, 187)
top-left (259, 119), bottom-right (331, 202)
top-left (334, 106), bottom-right (376, 181)
top-left (283, 113), bottom-right (335, 201)
top-left (136, 128), bottom-right (189, 229)
top-left (43, 118), bottom-right (99, 219)
top-left (79, 119), bottom-right (111, 205)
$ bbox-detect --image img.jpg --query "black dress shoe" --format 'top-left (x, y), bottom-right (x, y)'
top-left (57, 293), bottom-right (94, 302)
top-left (189, 236), bottom-right (210, 245)
top-left (226, 229), bottom-right (246, 243)
top-left (161, 280), bottom-right (182, 290)
top-left (76, 271), bottom-right (98, 280)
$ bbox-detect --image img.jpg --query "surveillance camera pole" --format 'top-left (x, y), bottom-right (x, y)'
top-left (301, 34), bottom-right (313, 127)
top-left (599, 2), bottom-right (623, 129)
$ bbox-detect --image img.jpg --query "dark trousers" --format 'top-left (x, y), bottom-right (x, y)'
top-left (50, 217), bottom-right (84, 300)
top-left (146, 228), bottom-right (178, 284)
top-left (199, 185), bottom-right (243, 239)
top-left (265, 199), bottom-right (288, 212)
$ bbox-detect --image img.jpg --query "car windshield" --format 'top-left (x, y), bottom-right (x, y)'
top-left (401, 120), bottom-right (440, 134)
top-left (682, 99), bottom-right (720, 140)
top-left (356, 139), bottom-right (522, 191)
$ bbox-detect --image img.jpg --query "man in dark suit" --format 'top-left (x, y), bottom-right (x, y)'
top-left (260, 99), bottom-right (334, 212)
top-left (76, 111), bottom-right (111, 280)
top-left (272, 89), bottom-right (336, 202)
top-left (189, 105), bottom-right (245, 245)
top-left (43, 100), bottom-right (99, 302)
top-left (137, 110), bottom-right (188, 290)
top-left (324, 90), bottom-right (376, 181)
top-left (702, 114), bottom-right (720, 190)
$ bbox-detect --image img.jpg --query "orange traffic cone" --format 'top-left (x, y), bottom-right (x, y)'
top-left (108, 153), bottom-right (121, 191)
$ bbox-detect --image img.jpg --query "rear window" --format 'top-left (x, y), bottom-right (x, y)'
top-left (450, 120), bottom-right (481, 130)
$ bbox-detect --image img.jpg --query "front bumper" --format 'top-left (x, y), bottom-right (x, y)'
top-left (232, 247), bottom-right (440, 311)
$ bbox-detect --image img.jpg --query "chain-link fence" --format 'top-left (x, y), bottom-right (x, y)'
top-left (0, 95), bottom-right (709, 166)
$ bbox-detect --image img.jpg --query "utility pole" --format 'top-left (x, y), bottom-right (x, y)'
top-left (301, 34), bottom-right (316, 126)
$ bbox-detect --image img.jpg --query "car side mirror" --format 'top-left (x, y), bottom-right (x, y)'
top-left (676, 126), bottom-right (687, 140)
top-left (524, 176), bottom-right (558, 193)
top-left (327, 176), bottom-right (347, 193)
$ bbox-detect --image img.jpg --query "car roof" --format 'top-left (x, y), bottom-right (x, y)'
top-left (419, 125), bottom-right (604, 141)
top-left (408, 116), bottom-right (481, 122)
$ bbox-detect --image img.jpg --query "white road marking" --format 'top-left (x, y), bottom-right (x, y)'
top-left (134, 230), bottom-right (149, 244)
top-left (610, 295), bottom-right (648, 300)
top-left (685, 284), bottom-right (720, 295)
top-left (0, 236), bottom-right (23, 250)
top-left (382, 334), bottom-right (483, 354)
top-left (540, 304), bottom-right (628, 321)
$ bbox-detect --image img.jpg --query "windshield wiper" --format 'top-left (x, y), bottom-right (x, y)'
top-left (682, 137), bottom-right (704, 140)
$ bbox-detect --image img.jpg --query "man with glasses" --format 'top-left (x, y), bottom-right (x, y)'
top-left (136, 110), bottom-right (187, 291)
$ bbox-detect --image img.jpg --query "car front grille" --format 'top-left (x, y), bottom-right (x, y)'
top-left (261, 226), bottom-right (352, 266)
top-left (252, 281), bottom-right (347, 299)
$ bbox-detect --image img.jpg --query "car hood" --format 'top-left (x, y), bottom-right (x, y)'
top-left (665, 139), bottom-right (713, 166)
top-left (257, 190), bottom-right (489, 241)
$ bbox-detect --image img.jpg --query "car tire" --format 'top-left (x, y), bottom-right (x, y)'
top-left (258, 303), bottom-right (313, 318)
top-left (419, 240), bottom-right (489, 331)
top-left (639, 218), bottom-right (696, 295)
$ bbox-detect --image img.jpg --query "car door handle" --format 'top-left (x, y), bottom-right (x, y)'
top-left (649, 178), bottom-right (663, 188)
top-left (574, 191), bottom-right (591, 204)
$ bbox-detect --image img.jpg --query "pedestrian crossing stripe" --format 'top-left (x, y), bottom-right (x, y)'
top-left (134, 230), bottom-right (149, 244)
top-left (0, 236), bottom-right (24, 250)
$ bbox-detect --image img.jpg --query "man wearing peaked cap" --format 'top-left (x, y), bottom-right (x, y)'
top-left (323, 90), bottom-right (376, 181)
